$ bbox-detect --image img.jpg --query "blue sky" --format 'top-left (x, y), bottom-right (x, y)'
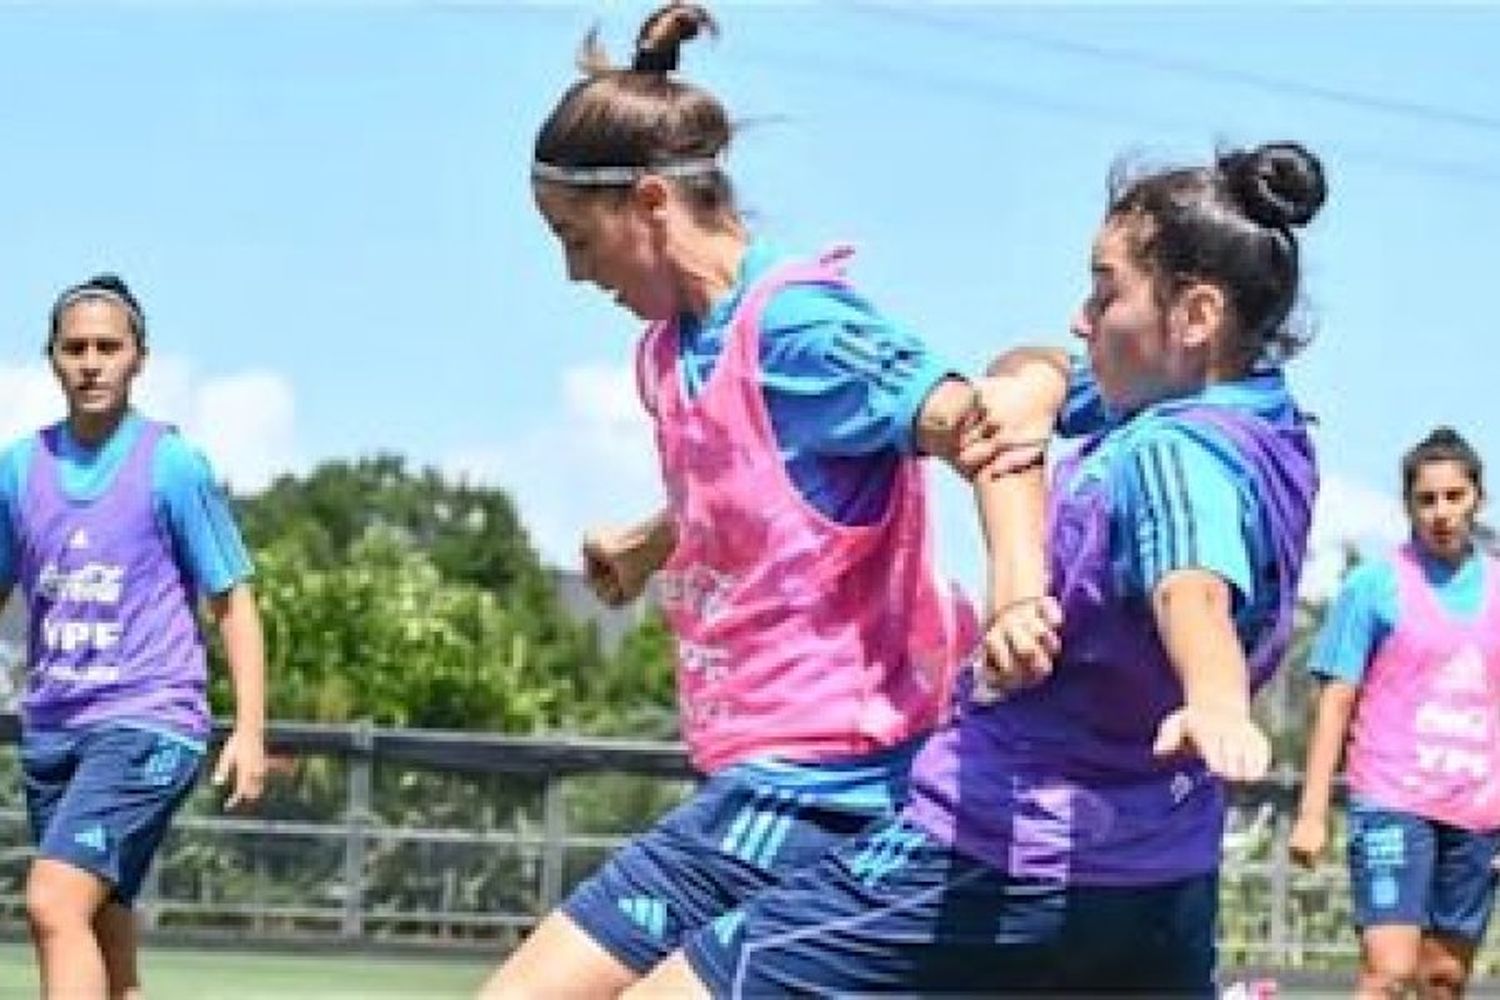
top-left (2, 2), bottom-right (1497, 600)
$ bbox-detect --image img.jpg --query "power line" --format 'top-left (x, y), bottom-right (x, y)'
top-left (858, 4), bottom-right (1500, 136)
top-left (731, 37), bottom-right (1500, 188)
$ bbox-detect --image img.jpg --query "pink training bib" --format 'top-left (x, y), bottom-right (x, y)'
top-left (636, 248), bottom-right (977, 773)
top-left (1345, 545), bottom-right (1500, 831)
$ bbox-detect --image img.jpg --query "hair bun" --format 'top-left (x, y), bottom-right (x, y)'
top-left (632, 3), bottom-right (717, 73)
top-left (1221, 142), bottom-right (1327, 229)
top-left (1425, 426), bottom-right (1466, 448)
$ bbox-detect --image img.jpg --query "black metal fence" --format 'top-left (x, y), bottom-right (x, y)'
top-left (0, 712), bottom-right (1425, 974)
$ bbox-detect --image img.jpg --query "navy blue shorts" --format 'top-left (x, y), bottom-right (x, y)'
top-left (683, 817), bottom-right (1219, 997)
top-left (22, 725), bottom-right (204, 906)
top-left (561, 763), bottom-right (894, 974)
top-left (1347, 800), bottom-right (1500, 941)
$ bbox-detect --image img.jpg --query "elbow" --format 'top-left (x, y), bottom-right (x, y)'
top-left (984, 345), bottom-right (1068, 379)
top-left (1318, 680), bottom-right (1360, 715)
top-left (1152, 570), bottom-right (1233, 623)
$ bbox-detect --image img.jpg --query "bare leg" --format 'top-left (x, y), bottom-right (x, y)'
top-left (478, 910), bottom-right (640, 1000)
top-left (94, 902), bottom-right (142, 1000)
top-left (621, 952), bottom-right (710, 1000)
top-left (26, 859), bottom-right (112, 1000)
top-left (1357, 924), bottom-right (1423, 999)
top-left (1419, 931), bottom-right (1478, 1000)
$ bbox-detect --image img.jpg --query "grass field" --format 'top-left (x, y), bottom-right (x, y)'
top-left (6, 942), bottom-right (1500, 998)
top-left (0, 942), bottom-right (490, 999)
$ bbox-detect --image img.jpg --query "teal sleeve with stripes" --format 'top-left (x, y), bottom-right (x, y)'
top-left (759, 283), bottom-right (955, 459)
top-left (0, 437), bottom-right (30, 588)
top-left (1307, 560), bottom-right (1393, 686)
top-left (152, 435), bottom-right (254, 597)
top-left (1114, 425), bottom-right (1254, 603)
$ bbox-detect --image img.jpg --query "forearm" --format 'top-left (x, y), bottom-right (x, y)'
top-left (977, 464), bottom-right (1047, 611)
top-left (1296, 682), bottom-right (1357, 820)
top-left (969, 350), bottom-right (1067, 608)
top-left (1153, 571), bottom-right (1251, 715)
top-left (212, 584), bottom-right (267, 733)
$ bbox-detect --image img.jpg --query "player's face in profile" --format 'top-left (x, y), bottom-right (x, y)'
top-left (1407, 459), bottom-right (1481, 563)
top-left (534, 183), bottom-right (677, 322)
top-left (1072, 221), bottom-right (1176, 414)
top-left (50, 300), bottom-right (144, 420)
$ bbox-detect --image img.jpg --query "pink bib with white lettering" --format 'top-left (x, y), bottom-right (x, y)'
top-left (1345, 545), bottom-right (1500, 831)
top-left (636, 248), bottom-right (977, 773)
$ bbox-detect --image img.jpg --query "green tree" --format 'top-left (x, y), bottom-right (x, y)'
top-left (218, 456), bottom-right (674, 736)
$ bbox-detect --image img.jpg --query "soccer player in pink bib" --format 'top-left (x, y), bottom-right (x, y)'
top-left (623, 140), bottom-right (1325, 998)
top-left (1291, 426), bottom-right (1499, 999)
top-left (477, 5), bottom-right (1033, 998)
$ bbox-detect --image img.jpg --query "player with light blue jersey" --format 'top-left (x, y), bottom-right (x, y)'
top-left (1291, 427), bottom-right (1500, 998)
top-left (627, 141), bottom-right (1327, 998)
top-left (481, 5), bottom-right (1055, 998)
top-left (1, 274), bottom-right (268, 1000)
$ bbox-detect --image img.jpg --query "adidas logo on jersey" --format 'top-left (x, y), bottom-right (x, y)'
top-left (72, 823), bottom-right (107, 854)
top-left (617, 895), bottom-right (668, 941)
top-left (67, 529), bottom-right (90, 550)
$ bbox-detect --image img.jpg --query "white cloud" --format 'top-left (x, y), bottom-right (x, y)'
top-left (180, 372), bottom-right (299, 492)
top-left (0, 355), bottom-right (300, 493)
top-left (443, 362), bottom-right (661, 567)
top-left (1302, 471), bottom-right (1406, 601)
top-left (0, 362), bottom-right (64, 443)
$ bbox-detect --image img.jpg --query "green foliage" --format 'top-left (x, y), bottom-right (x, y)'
top-left (165, 457), bottom-right (683, 946)
top-left (212, 455), bottom-right (674, 735)
top-left (573, 611), bottom-right (677, 738)
top-left (237, 454), bottom-right (536, 595)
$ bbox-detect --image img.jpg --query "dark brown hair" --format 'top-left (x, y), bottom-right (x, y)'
top-left (1402, 426), bottom-right (1484, 500)
top-left (1107, 142), bottom-right (1327, 368)
top-left (47, 273), bottom-right (148, 353)
top-left (534, 3), bottom-right (736, 218)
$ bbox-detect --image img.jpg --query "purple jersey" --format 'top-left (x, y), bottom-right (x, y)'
top-left (904, 404), bottom-right (1316, 885)
top-left (17, 421), bottom-right (209, 736)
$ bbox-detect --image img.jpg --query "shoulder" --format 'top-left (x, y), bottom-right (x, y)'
top-left (0, 433), bottom-right (38, 498)
top-left (737, 243), bottom-right (880, 332)
top-left (1334, 557), bottom-right (1398, 606)
top-left (759, 280), bottom-right (877, 338)
top-left (1107, 410), bottom-right (1249, 485)
top-left (150, 427), bottom-right (220, 489)
top-left (0, 432), bottom-right (35, 469)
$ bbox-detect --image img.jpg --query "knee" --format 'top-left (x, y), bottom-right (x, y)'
top-left (1421, 957), bottom-right (1469, 999)
top-left (1360, 958), bottom-right (1421, 998)
top-left (25, 872), bottom-right (97, 939)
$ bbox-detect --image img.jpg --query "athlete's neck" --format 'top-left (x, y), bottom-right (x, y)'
top-left (675, 226), bottom-right (749, 320)
top-left (1414, 536), bottom-right (1475, 573)
top-left (67, 406), bottom-right (129, 450)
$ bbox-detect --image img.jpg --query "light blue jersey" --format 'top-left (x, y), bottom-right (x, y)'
top-left (1071, 369), bottom-right (1301, 628)
top-left (1310, 547), bottom-right (1489, 685)
top-left (0, 411), bottom-right (253, 597)
top-left (677, 240), bottom-right (955, 525)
